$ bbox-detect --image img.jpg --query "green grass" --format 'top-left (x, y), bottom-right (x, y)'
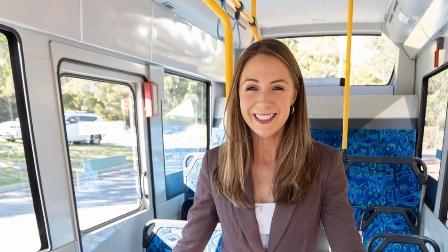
top-left (0, 141), bottom-right (28, 186)
top-left (67, 143), bottom-right (134, 171)
top-left (0, 166), bottom-right (26, 187)
top-left (0, 141), bottom-right (134, 187)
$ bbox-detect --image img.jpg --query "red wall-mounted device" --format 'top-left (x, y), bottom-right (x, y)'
top-left (143, 81), bottom-right (159, 117)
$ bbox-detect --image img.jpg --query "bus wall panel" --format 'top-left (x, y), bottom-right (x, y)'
top-left (18, 29), bottom-right (78, 249)
top-left (421, 205), bottom-right (448, 251)
top-left (148, 65), bottom-right (168, 206)
top-left (82, 0), bottom-right (153, 60)
top-left (0, 0), bottom-right (81, 40)
top-left (81, 211), bottom-right (152, 252)
top-left (394, 48), bottom-right (415, 95)
top-left (415, 41), bottom-right (437, 104)
top-left (307, 95), bottom-right (418, 119)
top-left (415, 29), bottom-right (448, 106)
top-left (151, 3), bottom-right (225, 82)
top-left (52, 241), bottom-right (80, 252)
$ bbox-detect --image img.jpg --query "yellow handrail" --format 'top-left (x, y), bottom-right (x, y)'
top-left (203, 0), bottom-right (234, 97)
top-left (229, 0), bottom-right (254, 23)
top-left (342, 0), bottom-right (354, 150)
top-left (228, 0), bottom-right (261, 41)
top-left (250, 0), bottom-right (261, 41)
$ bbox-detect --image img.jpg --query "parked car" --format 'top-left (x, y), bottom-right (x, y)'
top-left (0, 112), bottom-right (105, 144)
top-left (64, 112), bottom-right (105, 144)
top-left (0, 118), bottom-right (21, 142)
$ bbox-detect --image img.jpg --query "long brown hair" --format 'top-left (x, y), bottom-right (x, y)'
top-left (212, 38), bottom-right (320, 208)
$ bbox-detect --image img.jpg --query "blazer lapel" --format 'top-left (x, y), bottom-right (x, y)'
top-left (267, 202), bottom-right (298, 252)
top-left (234, 176), bottom-right (264, 252)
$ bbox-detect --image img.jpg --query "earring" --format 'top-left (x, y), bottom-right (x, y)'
top-left (290, 105), bottom-right (295, 115)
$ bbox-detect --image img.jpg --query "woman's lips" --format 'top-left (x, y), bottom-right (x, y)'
top-left (253, 113), bottom-right (277, 124)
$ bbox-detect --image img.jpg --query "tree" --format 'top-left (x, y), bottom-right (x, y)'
top-left (0, 33), bottom-right (18, 122)
top-left (163, 74), bottom-right (207, 125)
top-left (61, 77), bottom-right (131, 121)
top-left (280, 35), bottom-right (398, 85)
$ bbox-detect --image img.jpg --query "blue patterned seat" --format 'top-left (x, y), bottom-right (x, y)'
top-left (311, 128), bottom-right (416, 157)
top-left (344, 156), bottom-right (427, 249)
top-left (143, 219), bottom-right (222, 252)
top-left (181, 129), bottom-right (417, 200)
top-left (367, 233), bottom-right (440, 252)
top-left (184, 156), bottom-right (203, 199)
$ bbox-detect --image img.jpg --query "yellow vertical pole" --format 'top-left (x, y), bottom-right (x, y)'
top-left (250, 0), bottom-right (261, 41)
top-left (342, 0), bottom-right (354, 150)
top-left (203, 0), bottom-right (234, 97)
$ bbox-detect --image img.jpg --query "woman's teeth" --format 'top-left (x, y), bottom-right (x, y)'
top-left (255, 113), bottom-right (275, 121)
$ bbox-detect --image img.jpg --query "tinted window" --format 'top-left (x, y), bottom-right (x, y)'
top-left (80, 116), bottom-right (98, 122)
top-left (162, 73), bottom-right (208, 199)
top-left (421, 68), bottom-right (448, 181)
top-left (60, 76), bottom-right (141, 230)
top-left (280, 35), bottom-right (399, 85)
top-left (0, 31), bottom-right (46, 251)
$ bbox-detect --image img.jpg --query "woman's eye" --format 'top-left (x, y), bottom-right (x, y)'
top-left (273, 86), bottom-right (284, 91)
top-left (246, 86), bottom-right (257, 91)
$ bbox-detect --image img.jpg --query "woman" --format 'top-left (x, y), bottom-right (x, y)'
top-left (173, 38), bottom-right (363, 252)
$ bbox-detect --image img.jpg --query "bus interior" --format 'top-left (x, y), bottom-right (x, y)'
top-left (0, 0), bottom-right (448, 251)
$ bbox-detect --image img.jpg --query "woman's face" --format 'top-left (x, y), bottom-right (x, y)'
top-left (239, 54), bottom-right (297, 139)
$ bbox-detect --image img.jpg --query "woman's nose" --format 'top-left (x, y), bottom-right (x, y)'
top-left (256, 88), bottom-right (272, 103)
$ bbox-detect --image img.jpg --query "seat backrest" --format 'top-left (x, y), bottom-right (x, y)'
top-left (344, 156), bottom-right (427, 226)
top-left (143, 219), bottom-right (222, 252)
top-left (344, 156), bottom-right (427, 248)
top-left (367, 233), bottom-right (440, 252)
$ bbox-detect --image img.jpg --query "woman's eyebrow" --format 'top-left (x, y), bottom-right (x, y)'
top-left (270, 79), bottom-right (288, 84)
top-left (241, 78), bottom-right (259, 84)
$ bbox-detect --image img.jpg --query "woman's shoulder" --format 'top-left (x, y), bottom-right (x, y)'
top-left (205, 145), bottom-right (220, 160)
top-left (202, 145), bottom-right (221, 170)
top-left (311, 140), bottom-right (341, 164)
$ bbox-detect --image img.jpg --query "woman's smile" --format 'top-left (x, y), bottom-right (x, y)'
top-left (253, 113), bottom-right (277, 124)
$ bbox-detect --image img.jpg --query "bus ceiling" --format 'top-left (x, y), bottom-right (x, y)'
top-left (155, 0), bottom-right (448, 58)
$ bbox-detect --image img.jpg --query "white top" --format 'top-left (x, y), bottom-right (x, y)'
top-left (254, 202), bottom-right (276, 251)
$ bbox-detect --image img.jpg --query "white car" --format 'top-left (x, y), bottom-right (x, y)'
top-left (0, 112), bottom-right (105, 144)
top-left (64, 112), bottom-right (105, 144)
top-left (0, 118), bottom-right (21, 142)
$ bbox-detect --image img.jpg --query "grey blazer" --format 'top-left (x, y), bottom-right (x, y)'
top-left (173, 142), bottom-right (364, 252)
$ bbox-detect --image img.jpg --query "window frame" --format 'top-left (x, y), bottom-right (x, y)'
top-left (277, 34), bottom-right (397, 87)
top-left (56, 65), bottom-right (144, 233)
top-left (0, 25), bottom-right (49, 250)
top-left (162, 70), bottom-right (210, 199)
top-left (417, 60), bottom-right (448, 225)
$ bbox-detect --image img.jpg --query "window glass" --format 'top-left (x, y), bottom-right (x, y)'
top-left (0, 32), bottom-right (42, 251)
top-left (280, 35), bottom-right (399, 85)
top-left (422, 68), bottom-right (448, 181)
top-left (162, 73), bottom-right (207, 199)
top-left (60, 76), bottom-right (141, 230)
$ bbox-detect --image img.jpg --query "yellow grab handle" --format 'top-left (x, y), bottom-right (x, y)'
top-left (203, 0), bottom-right (234, 97)
top-left (342, 0), bottom-right (354, 150)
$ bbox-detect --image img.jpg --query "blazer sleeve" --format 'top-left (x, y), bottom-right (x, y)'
top-left (173, 150), bottom-right (219, 252)
top-left (321, 150), bottom-right (365, 252)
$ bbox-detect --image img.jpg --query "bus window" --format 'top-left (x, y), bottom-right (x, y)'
top-left (421, 67), bottom-right (448, 181)
top-left (280, 34), bottom-right (399, 86)
top-left (0, 31), bottom-right (47, 251)
top-left (162, 73), bottom-right (208, 199)
top-left (60, 76), bottom-right (141, 231)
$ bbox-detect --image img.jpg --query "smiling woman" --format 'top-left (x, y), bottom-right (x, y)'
top-left (174, 39), bottom-right (364, 252)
